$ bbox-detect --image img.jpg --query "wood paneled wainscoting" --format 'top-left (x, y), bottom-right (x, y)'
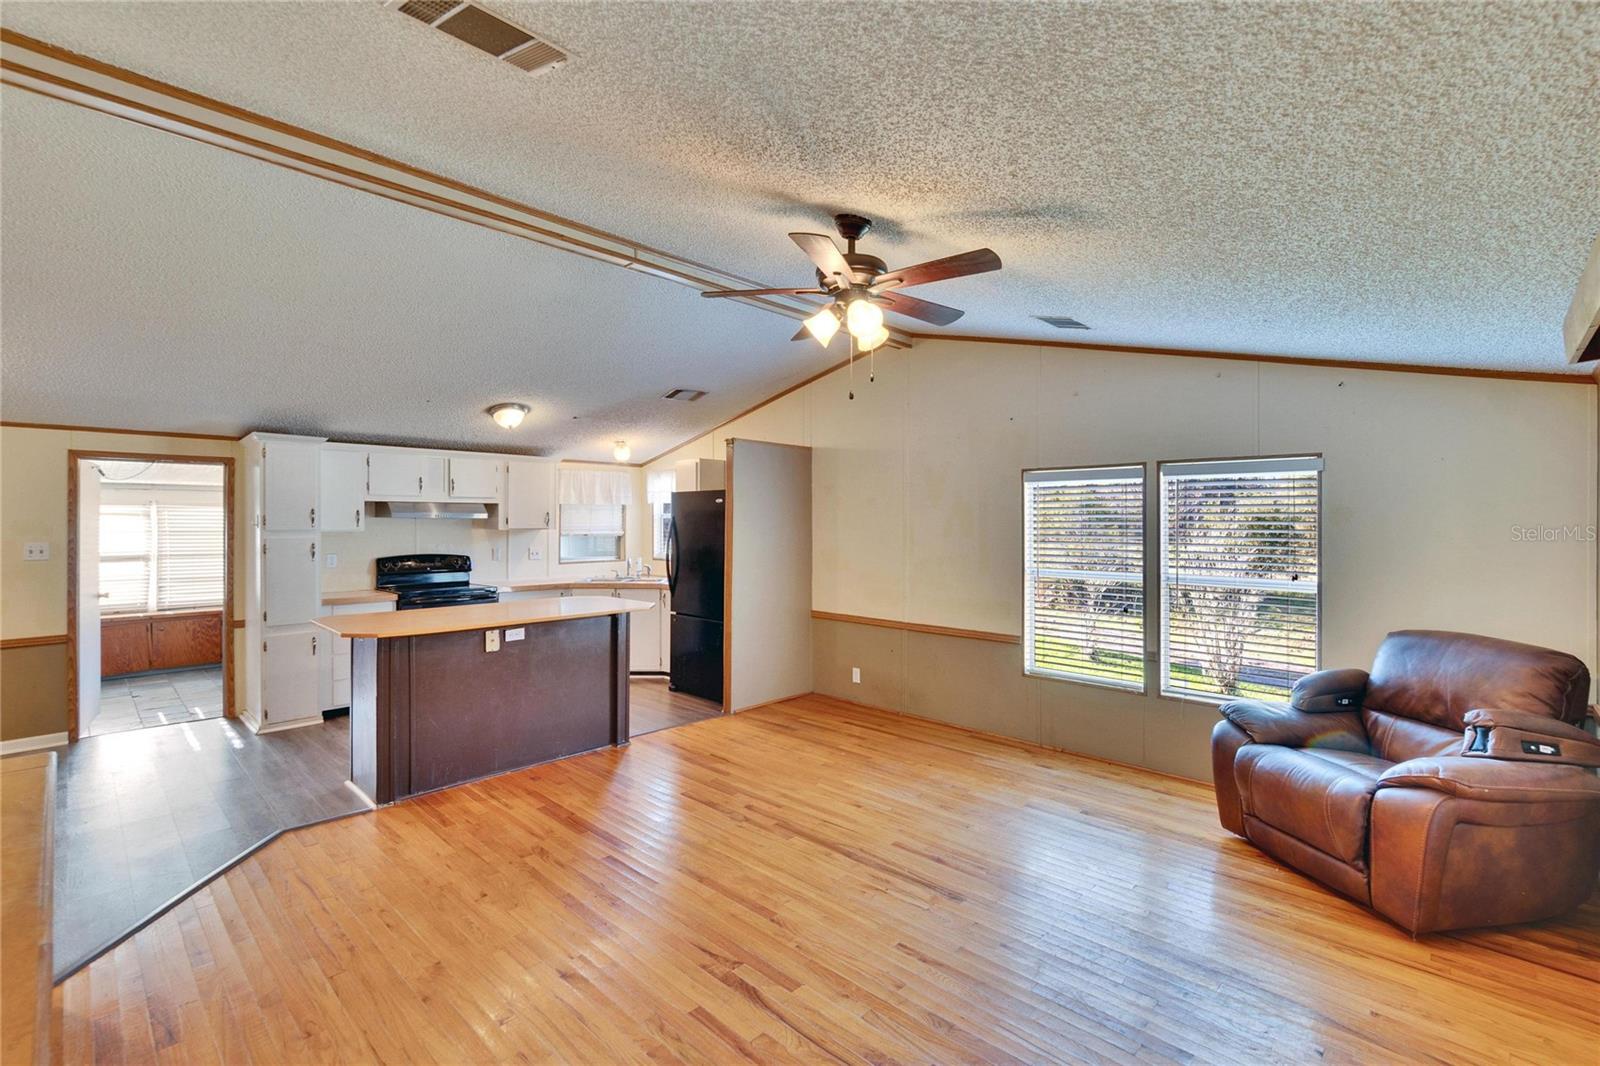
top-left (56, 696), bottom-right (1599, 1064)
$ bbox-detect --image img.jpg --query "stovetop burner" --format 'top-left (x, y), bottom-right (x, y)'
top-left (376, 553), bottom-right (500, 611)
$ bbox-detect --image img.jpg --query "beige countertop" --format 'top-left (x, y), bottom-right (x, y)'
top-left (312, 595), bottom-right (654, 639)
top-left (499, 578), bottom-right (667, 592)
top-left (321, 590), bottom-right (399, 606)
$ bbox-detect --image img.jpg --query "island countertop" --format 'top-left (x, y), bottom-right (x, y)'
top-left (313, 595), bottom-right (653, 639)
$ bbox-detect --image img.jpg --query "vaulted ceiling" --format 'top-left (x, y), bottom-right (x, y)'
top-left (2, 2), bottom-right (1596, 459)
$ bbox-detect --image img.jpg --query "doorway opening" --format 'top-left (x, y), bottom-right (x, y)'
top-left (69, 453), bottom-right (234, 740)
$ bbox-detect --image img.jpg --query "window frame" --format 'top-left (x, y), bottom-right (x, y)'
top-left (557, 503), bottom-right (627, 564)
top-left (1155, 453), bottom-right (1323, 705)
top-left (1021, 461), bottom-right (1149, 693)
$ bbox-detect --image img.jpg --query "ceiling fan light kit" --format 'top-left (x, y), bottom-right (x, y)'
top-left (701, 213), bottom-right (1002, 398)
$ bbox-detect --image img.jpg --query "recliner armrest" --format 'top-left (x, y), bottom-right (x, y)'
top-left (1460, 708), bottom-right (1600, 767)
top-left (1289, 668), bottom-right (1369, 713)
top-left (1378, 756), bottom-right (1600, 803)
top-left (1218, 699), bottom-right (1368, 751)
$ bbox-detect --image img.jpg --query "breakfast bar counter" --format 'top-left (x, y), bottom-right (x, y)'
top-left (315, 596), bottom-right (653, 804)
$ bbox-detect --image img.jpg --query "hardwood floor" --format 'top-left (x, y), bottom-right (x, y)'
top-left (55, 696), bottom-right (1600, 1064)
top-left (629, 676), bottom-right (721, 737)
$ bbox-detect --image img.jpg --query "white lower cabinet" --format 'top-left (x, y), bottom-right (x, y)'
top-left (263, 628), bottom-right (322, 728)
top-left (319, 601), bottom-right (394, 712)
top-left (617, 588), bottom-right (667, 673)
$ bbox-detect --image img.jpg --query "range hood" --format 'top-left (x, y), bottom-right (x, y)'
top-left (374, 501), bottom-right (489, 520)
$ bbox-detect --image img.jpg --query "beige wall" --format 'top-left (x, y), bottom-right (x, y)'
top-left (0, 427), bottom-right (248, 740)
top-left (727, 440), bottom-right (812, 711)
top-left (648, 339), bottom-right (1599, 780)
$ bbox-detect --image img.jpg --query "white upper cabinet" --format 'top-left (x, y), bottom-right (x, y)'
top-left (367, 450), bottom-right (428, 498)
top-left (263, 533), bottom-right (320, 626)
top-left (448, 456), bottom-right (501, 500)
top-left (501, 458), bottom-right (555, 529)
top-left (262, 438), bottom-right (320, 531)
top-left (319, 448), bottom-right (368, 532)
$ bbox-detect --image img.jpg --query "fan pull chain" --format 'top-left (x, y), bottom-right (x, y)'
top-left (869, 341), bottom-right (876, 383)
top-left (848, 335), bottom-right (855, 400)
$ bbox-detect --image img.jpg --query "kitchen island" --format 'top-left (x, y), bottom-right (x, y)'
top-left (314, 596), bottom-right (653, 804)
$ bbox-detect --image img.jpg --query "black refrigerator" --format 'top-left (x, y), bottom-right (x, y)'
top-left (666, 489), bottom-right (724, 703)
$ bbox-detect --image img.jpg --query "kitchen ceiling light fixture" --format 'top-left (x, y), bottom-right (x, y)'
top-left (612, 440), bottom-right (632, 462)
top-left (488, 402), bottom-right (530, 429)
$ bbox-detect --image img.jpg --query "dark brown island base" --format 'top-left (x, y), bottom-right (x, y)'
top-left (313, 596), bottom-right (655, 804)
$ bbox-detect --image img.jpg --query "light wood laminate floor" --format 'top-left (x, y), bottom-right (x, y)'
top-left (55, 696), bottom-right (1600, 1064)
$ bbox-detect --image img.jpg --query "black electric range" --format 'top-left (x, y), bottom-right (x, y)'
top-left (375, 554), bottom-right (500, 611)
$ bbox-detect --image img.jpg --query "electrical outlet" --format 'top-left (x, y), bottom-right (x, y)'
top-left (325, 552), bottom-right (339, 569)
top-left (506, 627), bottom-right (526, 642)
top-left (851, 667), bottom-right (861, 684)
top-left (485, 629), bottom-right (501, 653)
top-left (527, 545), bottom-right (543, 561)
top-left (23, 542), bottom-right (49, 561)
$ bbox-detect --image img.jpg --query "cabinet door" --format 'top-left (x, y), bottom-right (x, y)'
top-left (367, 451), bottom-right (427, 498)
top-left (263, 439), bottom-right (320, 530)
top-left (448, 457), bottom-right (501, 500)
top-left (101, 617), bottom-right (152, 677)
top-left (620, 589), bottom-right (662, 672)
top-left (502, 459), bottom-right (554, 529)
top-left (150, 613), bottom-right (222, 670)
top-left (263, 534), bottom-right (320, 626)
top-left (263, 629), bottom-right (320, 725)
top-left (319, 449), bottom-right (368, 532)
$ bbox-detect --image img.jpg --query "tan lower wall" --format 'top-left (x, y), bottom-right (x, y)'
top-left (0, 643), bottom-right (69, 741)
top-left (812, 616), bottom-right (1215, 781)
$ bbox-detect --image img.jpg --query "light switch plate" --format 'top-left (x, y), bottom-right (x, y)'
top-left (23, 542), bottom-right (49, 561)
top-left (851, 667), bottom-right (861, 684)
top-left (325, 552), bottom-right (339, 569)
top-left (506, 627), bottom-right (526, 642)
top-left (485, 629), bottom-right (501, 652)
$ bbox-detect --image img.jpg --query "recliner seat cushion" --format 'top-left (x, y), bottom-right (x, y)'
top-left (1235, 746), bottom-right (1391, 865)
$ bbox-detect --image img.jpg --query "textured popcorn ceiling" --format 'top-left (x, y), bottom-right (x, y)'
top-left (1, 2), bottom-right (1597, 456)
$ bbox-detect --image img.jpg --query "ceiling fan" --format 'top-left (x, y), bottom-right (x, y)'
top-left (701, 213), bottom-right (1001, 351)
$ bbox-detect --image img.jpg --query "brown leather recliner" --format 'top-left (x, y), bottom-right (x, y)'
top-left (1212, 629), bottom-right (1600, 934)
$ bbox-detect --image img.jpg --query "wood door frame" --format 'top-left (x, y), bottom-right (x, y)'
top-left (66, 450), bottom-right (236, 741)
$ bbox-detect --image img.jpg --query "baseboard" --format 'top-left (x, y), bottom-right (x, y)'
top-left (254, 716), bottom-right (325, 735)
top-left (808, 691), bottom-right (1213, 788)
top-left (0, 732), bottom-right (68, 756)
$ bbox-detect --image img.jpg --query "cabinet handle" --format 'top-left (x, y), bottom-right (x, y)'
top-left (418, 475), bottom-right (423, 492)
top-left (310, 542), bottom-right (317, 559)
top-left (355, 509), bottom-right (361, 528)
top-left (545, 511), bottom-right (551, 527)
top-left (312, 636), bottom-right (318, 655)
top-left (309, 506), bottom-right (316, 526)
top-left (450, 477), bottom-right (455, 493)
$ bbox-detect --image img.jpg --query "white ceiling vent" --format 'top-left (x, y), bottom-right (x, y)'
top-left (390, 1), bottom-right (571, 78)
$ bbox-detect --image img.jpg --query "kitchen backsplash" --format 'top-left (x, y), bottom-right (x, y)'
top-left (321, 516), bottom-right (643, 592)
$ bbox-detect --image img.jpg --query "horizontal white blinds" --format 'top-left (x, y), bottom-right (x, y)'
top-left (1024, 465), bottom-right (1145, 689)
top-left (155, 503), bottom-right (225, 611)
top-left (1161, 457), bottom-right (1320, 700)
top-left (560, 503), bottom-right (625, 536)
top-left (100, 505), bottom-right (153, 614)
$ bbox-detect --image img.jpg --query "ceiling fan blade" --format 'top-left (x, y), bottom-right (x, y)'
top-left (789, 232), bottom-right (856, 290)
top-left (876, 290), bottom-right (965, 326)
top-left (871, 248), bottom-right (1002, 292)
top-left (701, 287), bottom-right (826, 298)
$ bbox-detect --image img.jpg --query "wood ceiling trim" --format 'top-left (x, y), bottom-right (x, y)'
top-left (0, 29), bottom-right (914, 349)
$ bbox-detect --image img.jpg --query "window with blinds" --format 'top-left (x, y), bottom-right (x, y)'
top-left (559, 503), bottom-right (626, 562)
top-left (99, 500), bottom-right (225, 614)
top-left (1023, 465), bottom-right (1146, 690)
top-left (1159, 456), bottom-right (1321, 701)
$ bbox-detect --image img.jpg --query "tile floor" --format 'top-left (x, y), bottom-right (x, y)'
top-left (53, 714), bottom-right (368, 980)
top-left (86, 666), bottom-right (225, 737)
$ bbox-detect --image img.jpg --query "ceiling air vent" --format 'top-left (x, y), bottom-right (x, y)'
top-left (663, 389), bottom-right (707, 402)
top-left (391, 1), bottom-right (571, 77)
top-left (1035, 315), bottom-right (1091, 330)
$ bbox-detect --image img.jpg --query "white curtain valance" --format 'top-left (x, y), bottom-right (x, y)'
top-left (646, 470), bottom-right (675, 506)
top-left (560, 467), bottom-right (634, 506)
